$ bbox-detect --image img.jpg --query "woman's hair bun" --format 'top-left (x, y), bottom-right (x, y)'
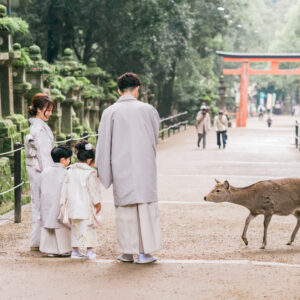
top-left (28, 105), bottom-right (38, 116)
top-left (75, 140), bottom-right (87, 152)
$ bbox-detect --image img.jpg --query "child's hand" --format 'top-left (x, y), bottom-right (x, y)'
top-left (95, 203), bottom-right (101, 214)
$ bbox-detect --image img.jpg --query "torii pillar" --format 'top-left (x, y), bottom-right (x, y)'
top-left (217, 51), bottom-right (300, 127)
top-left (237, 61), bottom-right (249, 127)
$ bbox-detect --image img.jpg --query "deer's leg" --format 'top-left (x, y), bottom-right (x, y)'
top-left (260, 214), bottom-right (272, 249)
top-left (287, 211), bottom-right (300, 245)
top-left (241, 213), bottom-right (256, 246)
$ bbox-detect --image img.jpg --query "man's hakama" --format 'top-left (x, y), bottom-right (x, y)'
top-left (115, 203), bottom-right (161, 254)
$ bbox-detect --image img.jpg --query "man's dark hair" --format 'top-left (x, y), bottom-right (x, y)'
top-left (117, 72), bottom-right (141, 92)
top-left (51, 144), bottom-right (72, 163)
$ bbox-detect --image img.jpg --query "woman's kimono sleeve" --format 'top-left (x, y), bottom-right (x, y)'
top-left (35, 128), bottom-right (53, 171)
top-left (87, 172), bottom-right (102, 205)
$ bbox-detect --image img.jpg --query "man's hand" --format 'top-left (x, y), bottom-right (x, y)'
top-left (95, 203), bottom-right (102, 214)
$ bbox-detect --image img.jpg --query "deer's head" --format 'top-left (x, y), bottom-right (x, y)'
top-left (204, 179), bottom-right (231, 203)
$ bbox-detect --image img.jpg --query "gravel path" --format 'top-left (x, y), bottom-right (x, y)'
top-left (1, 115), bottom-right (300, 299)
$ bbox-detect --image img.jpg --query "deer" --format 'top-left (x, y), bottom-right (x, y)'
top-left (204, 178), bottom-right (300, 249)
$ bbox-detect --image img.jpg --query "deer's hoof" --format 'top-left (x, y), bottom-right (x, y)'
top-left (242, 238), bottom-right (248, 246)
top-left (286, 242), bottom-right (292, 246)
top-left (260, 245), bottom-right (265, 250)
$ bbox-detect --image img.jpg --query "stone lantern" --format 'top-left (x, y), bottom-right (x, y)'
top-left (85, 58), bottom-right (102, 86)
top-left (12, 43), bottom-right (32, 116)
top-left (84, 58), bottom-right (104, 129)
top-left (0, 5), bottom-right (21, 118)
top-left (48, 88), bottom-right (65, 140)
top-left (0, 5), bottom-right (24, 152)
top-left (25, 45), bottom-right (51, 104)
top-left (82, 84), bottom-right (103, 132)
top-left (59, 76), bottom-right (84, 135)
top-left (54, 49), bottom-right (86, 135)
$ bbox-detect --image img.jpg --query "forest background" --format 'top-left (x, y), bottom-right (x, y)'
top-left (2, 0), bottom-right (300, 118)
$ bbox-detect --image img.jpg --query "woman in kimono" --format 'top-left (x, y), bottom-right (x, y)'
top-left (25, 93), bottom-right (55, 251)
top-left (60, 141), bottom-right (102, 259)
top-left (39, 145), bottom-right (72, 256)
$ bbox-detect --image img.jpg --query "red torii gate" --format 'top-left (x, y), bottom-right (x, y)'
top-left (217, 51), bottom-right (300, 127)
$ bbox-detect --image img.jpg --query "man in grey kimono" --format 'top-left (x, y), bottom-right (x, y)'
top-left (96, 73), bottom-right (161, 264)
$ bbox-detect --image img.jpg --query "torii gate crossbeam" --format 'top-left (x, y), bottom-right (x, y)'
top-left (217, 51), bottom-right (300, 127)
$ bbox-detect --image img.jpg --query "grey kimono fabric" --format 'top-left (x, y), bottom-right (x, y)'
top-left (96, 95), bottom-right (160, 206)
top-left (40, 163), bottom-right (67, 229)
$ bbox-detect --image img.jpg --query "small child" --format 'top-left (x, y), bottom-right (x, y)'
top-left (60, 141), bottom-right (102, 259)
top-left (39, 144), bottom-right (72, 256)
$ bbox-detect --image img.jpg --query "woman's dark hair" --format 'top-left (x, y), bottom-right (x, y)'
top-left (117, 72), bottom-right (141, 92)
top-left (28, 93), bottom-right (55, 117)
top-left (51, 145), bottom-right (72, 163)
top-left (75, 140), bottom-right (95, 162)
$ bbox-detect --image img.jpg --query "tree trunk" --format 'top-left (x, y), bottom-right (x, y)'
top-left (61, 9), bottom-right (75, 54)
top-left (47, 1), bottom-right (61, 62)
top-left (158, 61), bottom-right (176, 117)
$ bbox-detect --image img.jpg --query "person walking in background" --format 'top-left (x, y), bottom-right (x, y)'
top-left (25, 93), bottom-right (55, 251)
top-left (96, 72), bottom-right (161, 264)
top-left (258, 104), bottom-right (265, 120)
top-left (214, 111), bottom-right (228, 149)
top-left (267, 115), bottom-right (272, 128)
top-left (196, 105), bottom-right (210, 149)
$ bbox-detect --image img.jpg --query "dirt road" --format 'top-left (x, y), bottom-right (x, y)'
top-left (1, 115), bottom-right (300, 299)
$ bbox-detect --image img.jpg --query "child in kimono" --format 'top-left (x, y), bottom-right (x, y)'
top-left (39, 144), bottom-right (72, 256)
top-left (60, 141), bottom-right (102, 259)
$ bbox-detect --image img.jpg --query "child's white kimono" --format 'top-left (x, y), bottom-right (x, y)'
top-left (60, 163), bottom-right (102, 248)
top-left (39, 163), bottom-right (71, 255)
top-left (25, 118), bottom-right (54, 248)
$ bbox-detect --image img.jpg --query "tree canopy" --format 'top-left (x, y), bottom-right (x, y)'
top-left (4, 0), bottom-right (300, 116)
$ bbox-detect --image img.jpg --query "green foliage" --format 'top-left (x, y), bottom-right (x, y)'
top-left (0, 8), bottom-right (28, 35)
top-left (13, 44), bottom-right (33, 67)
top-left (0, 4), bottom-right (6, 17)
top-left (47, 74), bottom-right (63, 89)
top-left (0, 157), bottom-right (13, 205)
top-left (54, 48), bottom-right (86, 77)
top-left (27, 45), bottom-right (51, 73)
top-left (50, 88), bottom-right (65, 103)
top-left (60, 76), bottom-right (84, 93)
top-left (14, 0), bottom-right (270, 115)
top-left (82, 84), bottom-right (104, 100)
top-left (85, 58), bottom-right (106, 77)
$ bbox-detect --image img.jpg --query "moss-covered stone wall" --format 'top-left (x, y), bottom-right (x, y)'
top-left (0, 157), bottom-right (13, 205)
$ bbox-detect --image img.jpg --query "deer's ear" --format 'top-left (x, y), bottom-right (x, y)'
top-left (224, 180), bottom-right (230, 189)
top-left (215, 178), bottom-right (220, 184)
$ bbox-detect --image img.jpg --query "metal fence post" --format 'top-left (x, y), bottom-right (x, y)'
top-left (14, 143), bottom-right (22, 223)
top-left (82, 131), bottom-right (89, 141)
top-left (296, 121), bottom-right (299, 149)
top-left (66, 134), bottom-right (72, 147)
